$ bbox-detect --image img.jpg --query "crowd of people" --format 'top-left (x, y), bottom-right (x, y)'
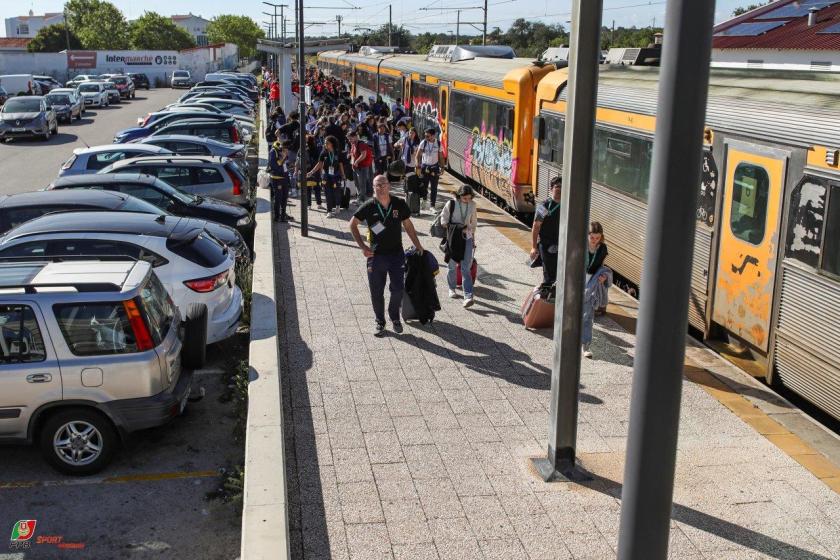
top-left (263, 66), bottom-right (443, 222)
top-left (261, 65), bottom-right (610, 357)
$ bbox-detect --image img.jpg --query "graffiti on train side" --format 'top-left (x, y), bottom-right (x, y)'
top-left (463, 124), bottom-right (518, 197)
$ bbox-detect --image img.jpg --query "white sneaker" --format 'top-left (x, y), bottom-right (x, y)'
top-left (463, 296), bottom-right (475, 308)
top-left (582, 345), bottom-right (593, 359)
top-left (448, 289), bottom-right (458, 299)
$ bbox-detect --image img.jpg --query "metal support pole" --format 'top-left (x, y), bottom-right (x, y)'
top-left (617, 1), bottom-right (716, 558)
top-left (280, 5), bottom-right (286, 42)
top-left (530, 0), bottom-right (602, 483)
top-left (482, 0), bottom-right (488, 45)
top-left (388, 5), bottom-right (393, 47)
top-left (456, 10), bottom-right (460, 45)
top-left (297, 0), bottom-right (308, 237)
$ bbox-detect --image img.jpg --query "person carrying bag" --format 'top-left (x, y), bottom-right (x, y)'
top-left (440, 185), bottom-right (478, 308)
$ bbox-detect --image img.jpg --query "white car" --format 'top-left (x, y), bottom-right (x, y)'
top-left (0, 212), bottom-right (242, 345)
top-left (78, 82), bottom-right (109, 108)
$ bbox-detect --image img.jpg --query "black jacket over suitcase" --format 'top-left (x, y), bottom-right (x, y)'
top-left (404, 251), bottom-right (440, 324)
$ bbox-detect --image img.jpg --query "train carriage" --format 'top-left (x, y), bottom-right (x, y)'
top-left (533, 65), bottom-right (840, 420)
top-left (317, 46), bottom-right (555, 213)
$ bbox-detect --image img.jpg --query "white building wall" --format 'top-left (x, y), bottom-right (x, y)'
top-left (0, 44), bottom-right (240, 86)
top-left (172, 16), bottom-right (210, 47)
top-left (5, 14), bottom-right (65, 38)
top-left (712, 48), bottom-right (840, 72)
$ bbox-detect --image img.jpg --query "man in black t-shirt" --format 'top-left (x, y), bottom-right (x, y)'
top-left (530, 176), bottom-right (563, 284)
top-left (349, 174), bottom-right (425, 336)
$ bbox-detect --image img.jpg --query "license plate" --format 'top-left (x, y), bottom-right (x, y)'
top-left (85, 100), bottom-right (93, 105)
top-left (11, 128), bottom-right (25, 133)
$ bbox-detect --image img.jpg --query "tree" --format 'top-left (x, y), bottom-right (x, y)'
top-left (732, 2), bottom-right (770, 16)
top-left (65, 0), bottom-right (129, 49)
top-left (130, 12), bottom-right (195, 50)
top-left (27, 23), bottom-right (82, 52)
top-left (207, 15), bottom-right (264, 59)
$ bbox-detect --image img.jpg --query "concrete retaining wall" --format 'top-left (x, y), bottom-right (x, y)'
top-left (240, 101), bottom-right (290, 560)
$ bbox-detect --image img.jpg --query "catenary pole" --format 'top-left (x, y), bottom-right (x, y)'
top-left (456, 10), bottom-right (460, 45)
top-left (297, 0), bottom-right (308, 237)
top-left (482, 0), bottom-right (488, 45)
top-left (617, 0), bottom-right (716, 558)
top-left (531, 0), bottom-right (602, 483)
top-left (388, 5), bottom-right (393, 46)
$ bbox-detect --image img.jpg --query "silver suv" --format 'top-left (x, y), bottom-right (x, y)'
top-left (0, 260), bottom-right (207, 475)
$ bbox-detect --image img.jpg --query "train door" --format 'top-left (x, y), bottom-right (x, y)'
top-left (712, 142), bottom-right (788, 351)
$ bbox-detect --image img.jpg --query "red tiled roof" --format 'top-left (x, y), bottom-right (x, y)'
top-left (713, 0), bottom-right (840, 50)
top-left (0, 38), bottom-right (32, 48)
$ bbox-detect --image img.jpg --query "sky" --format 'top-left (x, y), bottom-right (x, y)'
top-left (2, 0), bottom-right (752, 37)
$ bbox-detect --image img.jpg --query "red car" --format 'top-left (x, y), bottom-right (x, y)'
top-left (108, 75), bottom-right (136, 99)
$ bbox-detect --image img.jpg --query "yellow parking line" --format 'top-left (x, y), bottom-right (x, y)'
top-left (0, 470), bottom-right (218, 490)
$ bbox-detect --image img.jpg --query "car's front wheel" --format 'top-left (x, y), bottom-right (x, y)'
top-left (42, 125), bottom-right (51, 141)
top-left (39, 408), bottom-right (118, 475)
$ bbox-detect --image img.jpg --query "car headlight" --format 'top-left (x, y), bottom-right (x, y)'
top-left (236, 215), bottom-right (252, 226)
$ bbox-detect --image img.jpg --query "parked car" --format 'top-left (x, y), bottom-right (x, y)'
top-left (48, 88), bottom-right (86, 114)
top-left (0, 74), bottom-right (42, 96)
top-left (114, 112), bottom-right (242, 144)
top-left (66, 74), bottom-right (99, 88)
top-left (127, 72), bottom-right (150, 90)
top-left (181, 97), bottom-right (255, 118)
top-left (163, 103), bottom-right (255, 127)
top-left (171, 70), bottom-right (193, 89)
top-left (0, 188), bottom-right (250, 262)
top-left (0, 259), bottom-right (203, 474)
top-left (0, 212), bottom-right (242, 345)
top-left (101, 81), bottom-right (122, 104)
top-left (179, 88), bottom-right (253, 108)
top-left (59, 144), bottom-right (173, 176)
top-left (78, 82), bottom-right (109, 108)
top-left (44, 91), bottom-right (83, 123)
top-left (151, 118), bottom-right (243, 146)
top-left (108, 75), bottom-right (136, 99)
top-left (100, 155), bottom-right (252, 208)
top-left (136, 135), bottom-right (249, 175)
top-left (0, 96), bottom-right (57, 142)
top-left (34, 75), bottom-right (63, 92)
top-left (0, 86), bottom-right (7, 107)
top-left (203, 73), bottom-right (259, 101)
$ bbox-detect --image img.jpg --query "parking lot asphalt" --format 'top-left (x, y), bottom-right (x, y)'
top-left (0, 88), bottom-right (182, 195)
top-left (0, 88), bottom-right (243, 560)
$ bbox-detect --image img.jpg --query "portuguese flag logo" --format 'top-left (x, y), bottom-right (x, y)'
top-left (10, 520), bottom-right (36, 541)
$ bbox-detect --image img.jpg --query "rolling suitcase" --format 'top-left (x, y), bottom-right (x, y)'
top-left (521, 284), bottom-right (555, 329)
top-left (405, 172), bottom-right (422, 195)
top-left (339, 183), bottom-right (350, 209)
top-left (407, 191), bottom-right (421, 215)
top-left (455, 258), bottom-right (478, 288)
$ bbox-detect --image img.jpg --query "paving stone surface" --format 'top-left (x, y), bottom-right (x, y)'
top-left (275, 180), bottom-right (840, 559)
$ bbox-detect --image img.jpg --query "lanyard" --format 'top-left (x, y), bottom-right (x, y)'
top-left (376, 201), bottom-right (391, 222)
top-left (327, 152), bottom-right (335, 167)
top-left (547, 201), bottom-right (560, 216)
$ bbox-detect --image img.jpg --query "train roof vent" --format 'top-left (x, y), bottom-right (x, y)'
top-left (426, 44), bottom-right (516, 62)
top-left (541, 47), bottom-right (570, 62)
top-left (358, 45), bottom-right (400, 57)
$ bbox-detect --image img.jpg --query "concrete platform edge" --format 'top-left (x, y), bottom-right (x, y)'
top-left (240, 100), bottom-right (290, 560)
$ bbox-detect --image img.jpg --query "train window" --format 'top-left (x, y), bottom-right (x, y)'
top-left (378, 75), bottom-right (403, 104)
top-left (591, 127), bottom-right (652, 202)
top-left (449, 91), bottom-right (512, 141)
top-left (822, 185), bottom-right (840, 277)
top-left (538, 116), bottom-right (565, 165)
top-left (730, 163), bottom-right (770, 245)
top-left (785, 175), bottom-right (826, 268)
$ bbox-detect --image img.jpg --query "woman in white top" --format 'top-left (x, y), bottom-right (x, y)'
top-left (415, 128), bottom-right (443, 209)
top-left (440, 184), bottom-right (479, 307)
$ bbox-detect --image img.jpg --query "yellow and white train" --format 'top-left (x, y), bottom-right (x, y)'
top-left (318, 47), bottom-right (840, 423)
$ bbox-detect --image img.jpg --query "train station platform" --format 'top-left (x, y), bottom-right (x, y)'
top-left (271, 174), bottom-right (840, 560)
